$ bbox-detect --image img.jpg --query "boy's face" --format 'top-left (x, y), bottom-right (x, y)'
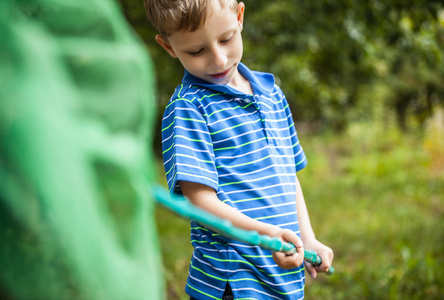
top-left (156, 3), bottom-right (245, 87)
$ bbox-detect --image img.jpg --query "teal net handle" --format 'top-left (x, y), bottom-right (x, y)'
top-left (153, 185), bottom-right (334, 275)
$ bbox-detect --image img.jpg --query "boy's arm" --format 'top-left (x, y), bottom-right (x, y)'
top-left (295, 174), bottom-right (334, 278)
top-left (179, 180), bottom-right (305, 270)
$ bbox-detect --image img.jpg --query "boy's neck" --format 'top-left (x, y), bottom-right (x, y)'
top-left (228, 70), bottom-right (254, 95)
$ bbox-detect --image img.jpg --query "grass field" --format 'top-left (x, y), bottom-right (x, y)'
top-left (155, 117), bottom-right (444, 299)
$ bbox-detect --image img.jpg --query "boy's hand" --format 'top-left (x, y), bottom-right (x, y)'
top-left (271, 228), bottom-right (304, 269)
top-left (303, 239), bottom-right (334, 278)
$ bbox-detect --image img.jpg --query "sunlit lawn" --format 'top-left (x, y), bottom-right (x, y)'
top-left (156, 120), bottom-right (444, 299)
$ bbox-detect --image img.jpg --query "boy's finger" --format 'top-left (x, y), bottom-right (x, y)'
top-left (317, 250), bottom-right (333, 272)
top-left (305, 262), bottom-right (317, 279)
top-left (273, 248), bottom-right (304, 269)
top-left (283, 233), bottom-right (303, 249)
top-left (313, 256), bottom-right (331, 273)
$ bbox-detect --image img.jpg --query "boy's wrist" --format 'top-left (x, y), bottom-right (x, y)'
top-left (301, 233), bottom-right (317, 246)
top-left (265, 224), bottom-right (286, 237)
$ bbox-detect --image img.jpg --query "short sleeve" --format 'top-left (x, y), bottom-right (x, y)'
top-left (281, 91), bottom-right (307, 172)
top-left (161, 93), bottom-right (218, 194)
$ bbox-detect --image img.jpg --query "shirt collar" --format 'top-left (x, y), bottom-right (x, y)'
top-left (181, 62), bottom-right (275, 97)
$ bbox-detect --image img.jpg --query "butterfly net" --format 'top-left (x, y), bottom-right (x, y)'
top-left (0, 0), bottom-right (164, 299)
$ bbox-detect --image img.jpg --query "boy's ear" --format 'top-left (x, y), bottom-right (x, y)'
top-left (155, 34), bottom-right (178, 58)
top-left (237, 2), bottom-right (245, 31)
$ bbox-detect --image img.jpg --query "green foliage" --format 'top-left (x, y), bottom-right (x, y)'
top-left (423, 107), bottom-right (444, 172)
top-left (298, 118), bottom-right (444, 299)
top-left (241, 0), bottom-right (444, 129)
top-left (156, 207), bottom-right (192, 300)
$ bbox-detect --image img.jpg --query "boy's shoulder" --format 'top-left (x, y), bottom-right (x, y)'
top-left (169, 80), bottom-right (237, 104)
top-left (171, 83), bottom-right (213, 100)
top-left (165, 83), bottom-right (226, 113)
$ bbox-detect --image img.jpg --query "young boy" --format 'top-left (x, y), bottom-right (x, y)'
top-left (144, 1), bottom-right (333, 299)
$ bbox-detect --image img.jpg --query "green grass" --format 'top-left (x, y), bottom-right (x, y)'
top-left (155, 121), bottom-right (444, 299)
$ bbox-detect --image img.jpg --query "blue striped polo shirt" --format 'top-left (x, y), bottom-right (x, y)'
top-left (161, 62), bottom-right (307, 300)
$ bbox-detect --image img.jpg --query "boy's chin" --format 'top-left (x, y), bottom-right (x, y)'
top-left (208, 78), bottom-right (231, 86)
top-left (207, 73), bottom-right (235, 86)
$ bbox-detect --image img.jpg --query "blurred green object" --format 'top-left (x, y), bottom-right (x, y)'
top-left (0, 0), bottom-right (163, 299)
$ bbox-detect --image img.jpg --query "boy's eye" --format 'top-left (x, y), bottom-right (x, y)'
top-left (189, 48), bottom-right (205, 56)
top-left (221, 36), bottom-right (233, 44)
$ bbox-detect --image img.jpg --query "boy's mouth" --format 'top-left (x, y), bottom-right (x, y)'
top-left (209, 67), bottom-right (231, 80)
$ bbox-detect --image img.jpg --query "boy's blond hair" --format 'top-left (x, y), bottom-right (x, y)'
top-left (144, 0), bottom-right (238, 37)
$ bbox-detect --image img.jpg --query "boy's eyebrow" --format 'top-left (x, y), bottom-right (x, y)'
top-left (221, 27), bottom-right (237, 38)
top-left (185, 27), bottom-right (238, 49)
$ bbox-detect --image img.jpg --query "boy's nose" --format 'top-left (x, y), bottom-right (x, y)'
top-left (210, 47), bottom-right (227, 68)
